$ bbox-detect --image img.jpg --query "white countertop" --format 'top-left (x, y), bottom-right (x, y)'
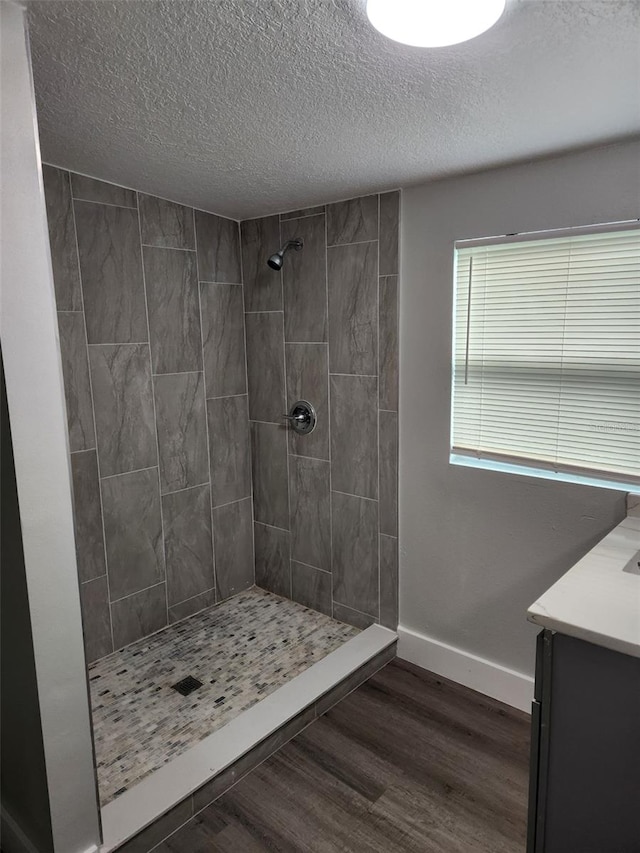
top-left (528, 514), bottom-right (640, 658)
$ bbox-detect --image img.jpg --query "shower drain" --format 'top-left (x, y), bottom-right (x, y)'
top-left (172, 675), bottom-right (203, 696)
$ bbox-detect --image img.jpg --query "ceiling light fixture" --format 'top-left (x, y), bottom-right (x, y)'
top-left (366, 0), bottom-right (506, 48)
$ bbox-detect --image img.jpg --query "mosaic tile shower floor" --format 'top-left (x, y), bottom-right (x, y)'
top-left (89, 588), bottom-right (358, 806)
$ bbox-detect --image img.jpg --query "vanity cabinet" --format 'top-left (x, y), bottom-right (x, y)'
top-left (527, 630), bottom-right (640, 853)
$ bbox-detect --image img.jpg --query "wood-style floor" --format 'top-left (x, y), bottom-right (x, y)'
top-left (158, 660), bottom-right (531, 852)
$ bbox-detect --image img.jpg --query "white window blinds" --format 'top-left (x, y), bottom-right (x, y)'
top-left (452, 224), bottom-right (640, 486)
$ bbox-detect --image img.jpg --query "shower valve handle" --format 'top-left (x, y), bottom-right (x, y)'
top-left (281, 400), bottom-right (317, 435)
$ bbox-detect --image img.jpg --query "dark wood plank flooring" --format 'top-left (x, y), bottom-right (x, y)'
top-left (158, 660), bottom-right (530, 852)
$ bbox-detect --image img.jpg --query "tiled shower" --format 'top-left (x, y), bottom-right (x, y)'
top-left (42, 162), bottom-right (399, 810)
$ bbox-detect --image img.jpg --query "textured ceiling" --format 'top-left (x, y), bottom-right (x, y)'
top-left (27, 0), bottom-right (640, 220)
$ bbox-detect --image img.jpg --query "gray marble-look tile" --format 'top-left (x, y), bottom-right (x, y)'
top-left (379, 275), bottom-right (399, 411)
top-left (74, 201), bottom-right (147, 344)
top-left (332, 602), bottom-right (377, 631)
top-left (168, 589), bottom-right (216, 624)
top-left (379, 191), bottom-right (399, 276)
top-left (213, 498), bottom-right (254, 600)
top-left (250, 421), bottom-right (289, 529)
top-left (154, 372), bottom-right (208, 494)
top-left (331, 491), bottom-right (378, 617)
top-left (139, 194), bottom-right (195, 249)
top-left (71, 174), bottom-right (137, 208)
top-left (111, 583), bottom-right (167, 650)
top-left (79, 576), bottom-right (113, 663)
top-left (327, 194), bottom-right (378, 246)
top-left (281, 215), bottom-right (327, 343)
top-left (71, 450), bottom-right (106, 583)
top-left (379, 534), bottom-right (398, 630)
top-left (285, 343), bottom-right (329, 460)
top-left (254, 522), bottom-right (291, 598)
top-left (245, 312), bottom-right (286, 423)
top-left (330, 375), bottom-right (378, 500)
top-left (289, 456), bottom-right (331, 572)
top-left (57, 311), bottom-right (95, 452)
top-left (200, 283), bottom-right (247, 398)
top-left (101, 468), bottom-right (165, 600)
top-left (240, 215), bottom-right (282, 312)
top-left (143, 247), bottom-right (202, 374)
top-left (379, 410), bottom-right (398, 537)
top-left (89, 344), bottom-right (157, 477)
top-left (162, 485), bottom-right (215, 606)
top-left (206, 395), bottom-right (251, 507)
top-left (328, 241), bottom-right (378, 376)
top-left (195, 210), bottom-right (241, 283)
top-left (281, 205), bottom-right (326, 220)
top-left (291, 562), bottom-right (332, 617)
top-left (42, 166), bottom-right (82, 311)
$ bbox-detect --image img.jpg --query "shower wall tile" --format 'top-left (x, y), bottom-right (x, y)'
top-left (74, 201), bottom-right (147, 344)
top-left (101, 467), bottom-right (165, 601)
top-left (330, 374), bottom-right (378, 499)
top-left (281, 215), bottom-right (327, 343)
top-left (168, 589), bottom-right (216, 624)
top-left (143, 247), bottom-right (202, 374)
top-left (71, 450), bottom-right (106, 583)
top-left (245, 312), bottom-right (286, 422)
top-left (195, 210), bottom-right (241, 283)
top-left (250, 421), bottom-right (289, 530)
top-left (57, 311), bottom-right (95, 452)
top-left (241, 215), bottom-right (282, 312)
top-left (289, 456), bottom-right (331, 572)
top-left (42, 166), bottom-right (82, 311)
top-left (379, 275), bottom-right (399, 411)
top-left (379, 534), bottom-right (398, 630)
top-left (213, 498), bottom-right (254, 600)
top-left (379, 410), bottom-right (398, 537)
top-left (328, 241), bottom-right (378, 376)
top-left (80, 576), bottom-right (113, 663)
top-left (162, 485), bottom-right (214, 606)
top-left (327, 194), bottom-right (378, 246)
top-left (291, 562), bottom-right (332, 617)
top-left (206, 395), bottom-right (251, 507)
top-left (281, 205), bottom-right (326, 220)
top-left (154, 372), bottom-right (208, 494)
top-left (285, 343), bottom-right (329, 460)
top-left (89, 343), bottom-right (157, 477)
top-left (254, 522), bottom-right (291, 598)
top-left (71, 174), bottom-right (137, 208)
top-left (200, 283), bottom-right (247, 398)
top-left (331, 491), bottom-right (378, 617)
top-left (111, 583), bottom-right (167, 650)
top-left (139, 194), bottom-right (195, 249)
top-left (378, 191), bottom-right (400, 276)
top-left (332, 602), bottom-right (376, 630)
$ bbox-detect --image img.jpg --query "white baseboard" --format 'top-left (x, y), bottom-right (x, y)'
top-left (397, 625), bottom-right (534, 713)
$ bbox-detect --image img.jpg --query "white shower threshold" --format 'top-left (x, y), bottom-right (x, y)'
top-left (99, 623), bottom-right (397, 852)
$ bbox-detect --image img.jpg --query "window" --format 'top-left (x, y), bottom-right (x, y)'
top-left (451, 223), bottom-right (640, 490)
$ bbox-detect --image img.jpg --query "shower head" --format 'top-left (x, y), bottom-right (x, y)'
top-left (267, 238), bottom-right (303, 270)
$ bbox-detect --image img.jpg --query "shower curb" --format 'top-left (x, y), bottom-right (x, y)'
top-left (101, 625), bottom-right (397, 852)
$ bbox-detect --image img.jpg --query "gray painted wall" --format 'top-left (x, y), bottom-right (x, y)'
top-left (43, 166), bottom-right (254, 660)
top-left (242, 196), bottom-right (400, 629)
top-left (399, 140), bottom-right (639, 676)
top-left (1, 358), bottom-right (54, 853)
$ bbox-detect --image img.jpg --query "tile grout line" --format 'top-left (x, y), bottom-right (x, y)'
top-left (137, 190), bottom-right (170, 633)
top-left (100, 464), bottom-right (158, 481)
top-left (290, 557), bottom-right (332, 576)
top-left (110, 579), bottom-right (166, 606)
top-left (377, 192), bottom-right (382, 625)
top-left (141, 244), bottom-right (197, 253)
top-left (72, 197), bottom-right (138, 211)
top-left (69, 170), bottom-right (116, 656)
top-left (161, 481), bottom-right (210, 498)
top-left (324, 208), bottom-right (336, 619)
top-left (194, 209), bottom-right (219, 603)
top-left (237, 217), bottom-right (257, 589)
top-left (327, 238), bottom-right (378, 249)
top-left (332, 488), bottom-right (378, 503)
